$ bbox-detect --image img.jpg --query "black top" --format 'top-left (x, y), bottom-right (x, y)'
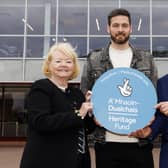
top-left (20, 78), bottom-right (94, 168)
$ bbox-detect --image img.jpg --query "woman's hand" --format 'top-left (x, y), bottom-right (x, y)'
top-left (85, 90), bottom-right (92, 102)
top-left (78, 102), bottom-right (93, 119)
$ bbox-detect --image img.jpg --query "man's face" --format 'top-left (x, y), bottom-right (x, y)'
top-left (107, 15), bottom-right (132, 44)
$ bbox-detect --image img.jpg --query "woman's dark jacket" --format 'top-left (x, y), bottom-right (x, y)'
top-left (20, 78), bottom-right (94, 168)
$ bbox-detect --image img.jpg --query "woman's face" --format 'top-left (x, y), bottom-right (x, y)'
top-left (49, 50), bottom-right (75, 80)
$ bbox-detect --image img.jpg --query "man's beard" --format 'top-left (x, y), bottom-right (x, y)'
top-left (111, 33), bottom-right (130, 44)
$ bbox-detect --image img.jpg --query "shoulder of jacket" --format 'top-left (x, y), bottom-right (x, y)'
top-left (134, 48), bottom-right (151, 57)
top-left (158, 74), bottom-right (168, 82)
top-left (32, 78), bottom-right (49, 87)
top-left (88, 48), bottom-right (104, 58)
top-left (31, 78), bottom-right (53, 94)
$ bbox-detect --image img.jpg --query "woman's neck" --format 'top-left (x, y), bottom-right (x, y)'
top-left (49, 77), bottom-right (68, 88)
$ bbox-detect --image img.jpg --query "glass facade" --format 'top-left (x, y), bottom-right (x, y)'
top-left (0, 83), bottom-right (31, 138)
top-left (0, 0), bottom-right (168, 139)
top-left (0, 83), bottom-right (79, 138)
top-left (0, 0), bottom-right (168, 58)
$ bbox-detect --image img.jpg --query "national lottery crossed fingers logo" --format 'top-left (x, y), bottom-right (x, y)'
top-left (91, 67), bottom-right (157, 135)
top-left (118, 78), bottom-right (132, 97)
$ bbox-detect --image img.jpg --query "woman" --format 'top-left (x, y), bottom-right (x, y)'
top-left (20, 43), bottom-right (94, 168)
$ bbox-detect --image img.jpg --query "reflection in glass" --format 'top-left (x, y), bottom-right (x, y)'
top-left (26, 37), bottom-right (44, 57)
top-left (0, 88), bottom-right (2, 122)
top-left (130, 37), bottom-right (150, 50)
top-left (58, 37), bottom-right (87, 57)
top-left (59, 0), bottom-right (87, 35)
top-left (0, 86), bottom-right (30, 137)
top-left (90, 0), bottom-right (118, 36)
top-left (27, 0), bottom-right (57, 35)
top-left (153, 6), bottom-right (168, 35)
top-left (125, 7), bottom-right (150, 35)
top-left (50, 37), bottom-right (57, 47)
top-left (0, 6), bottom-right (25, 34)
top-left (90, 37), bottom-right (109, 52)
top-left (0, 37), bottom-right (23, 57)
top-left (90, 7), bottom-right (113, 35)
top-left (27, 6), bottom-right (44, 34)
top-left (0, 0), bottom-right (168, 60)
top-left (51, 6), bottom-right (57, 35)
top-left (90, 37), bottom-right (150, 54)
top-left (153, 38), bottom-right (168, 57)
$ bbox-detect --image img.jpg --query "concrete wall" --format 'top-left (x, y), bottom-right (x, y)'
top-left (0, 58), bottom-right (167, 82)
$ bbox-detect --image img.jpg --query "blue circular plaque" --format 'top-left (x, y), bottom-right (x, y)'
top-left (91, 67), bottom-right (157, 134)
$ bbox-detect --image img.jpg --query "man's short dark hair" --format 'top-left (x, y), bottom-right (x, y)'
top-left (108, 8), bottom-right (131, 25)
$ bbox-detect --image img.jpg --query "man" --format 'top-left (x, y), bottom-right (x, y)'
top-left (81, 8), bottom-right (158, 168)
top-left (153, 75), bottom-right (168, 168)
top-left (130, 74), bottom-right (168, 168)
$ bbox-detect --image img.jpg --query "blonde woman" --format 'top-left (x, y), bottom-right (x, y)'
top-left (20, 43), bottom-right (94, 168)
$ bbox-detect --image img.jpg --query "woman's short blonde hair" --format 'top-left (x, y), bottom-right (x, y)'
top-left (42, 42), bottom-right (80, 80)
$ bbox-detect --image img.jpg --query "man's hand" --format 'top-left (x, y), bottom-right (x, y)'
top-left (155, 101), bottom-right (168, 116)
top-left (129, 126), bottom-right (152, 138)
